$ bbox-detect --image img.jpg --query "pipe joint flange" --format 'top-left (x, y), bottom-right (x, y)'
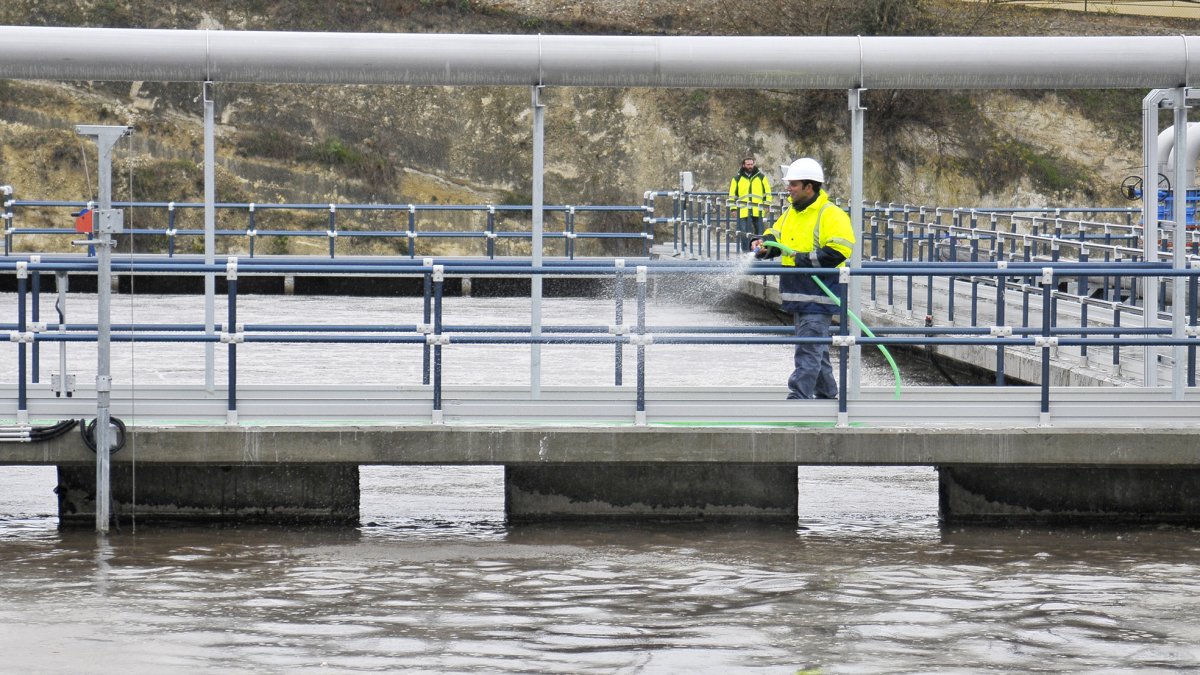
top-left (1034, 336), bottom-right (1058, 348)
top-left (990, 325), bottom-right (1013, 337)
top-left (636, 266), bottom-right (648, 283)
top-left (1186, 325), bottom-right (1200, 337)
top-left (831, 335), bottom-right (856, 347)
top-left (8, 331), bottom-right (33, 344)
top-left (628, 334), bottom-right (654, 346)
top-left (226, 257), bottom-right (238, 280)
top-left (1041, 267), bottom-right (1055, 285)
top-left (608, 324), bottom-right (630, 335)
top-left (838, 266), bottom-right (850, 284)
top-left (425, 334), bottom-right (450, 346)
top-left (219, 332), bottom-right (245, 344)
top-left (432, 264), bottom-right (445, 283)
top-left (416, 323), bottom-right (433, 335)
top-left (15, 261), bottom-right (28, 279)
top-left (29, 321), bottom-right (47, 333)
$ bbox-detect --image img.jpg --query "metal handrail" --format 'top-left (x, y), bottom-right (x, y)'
top-left (4, 257), bottom-right (1198, 427)
top-left (1, 198), bottom-right (652, 260)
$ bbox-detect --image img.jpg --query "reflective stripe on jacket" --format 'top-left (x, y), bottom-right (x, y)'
top-left (762, 190), bottom-right (855, 315)
top-left (728, 171), bottom-right (771, 218)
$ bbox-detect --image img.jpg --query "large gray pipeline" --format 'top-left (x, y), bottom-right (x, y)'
top-left (0, 27), bottom-right (1194, 89)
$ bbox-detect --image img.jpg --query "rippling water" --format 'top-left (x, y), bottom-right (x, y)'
top-left (3, 286), bottom-right (1200, 672)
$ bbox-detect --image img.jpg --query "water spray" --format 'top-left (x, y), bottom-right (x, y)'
top-left (758, 240), bottom-right (903, 399)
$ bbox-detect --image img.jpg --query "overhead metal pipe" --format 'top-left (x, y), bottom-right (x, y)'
top-left (0, 28), bottom-right (1196, 89)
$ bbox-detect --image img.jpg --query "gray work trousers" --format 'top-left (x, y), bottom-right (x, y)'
top-left (787, 312), bottom-right (838, 400)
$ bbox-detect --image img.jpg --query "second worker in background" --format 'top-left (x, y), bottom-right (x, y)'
top-left (728, 155), bottom-right (772, 251)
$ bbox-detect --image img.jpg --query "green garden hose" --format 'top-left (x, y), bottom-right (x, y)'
top-left (759, 240), bottom-right (902, 399)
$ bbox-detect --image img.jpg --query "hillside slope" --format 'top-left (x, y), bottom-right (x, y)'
top-left (0, 0), bottom-right (1196, 253)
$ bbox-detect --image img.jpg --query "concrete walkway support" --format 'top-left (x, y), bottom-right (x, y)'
top-left (505, 463), bottom-right (798, 521)
top-left (55, 464), bottom-right (359, 525)
top-left (939, 466), bottom-right (1200, 524)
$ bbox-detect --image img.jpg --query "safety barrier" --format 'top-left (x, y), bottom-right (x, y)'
top-left (0, 196), bottom-right (653, 260)
top-left (4, 257), bottom-right (1198, 426)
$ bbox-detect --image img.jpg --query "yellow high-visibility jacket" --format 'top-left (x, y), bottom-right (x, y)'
top-left (728, 170), bottom-right (771, 218)
top-left (761, 190), bottom-right (855, 314)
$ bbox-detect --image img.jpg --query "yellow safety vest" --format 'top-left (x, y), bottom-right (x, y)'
top-left (728, 171), bottom-right (771, 218)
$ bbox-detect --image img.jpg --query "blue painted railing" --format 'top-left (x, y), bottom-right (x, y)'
top-left (4, 257), bottom-right (1197, 424)
top-left (0, 198), bottom-right (653, 259)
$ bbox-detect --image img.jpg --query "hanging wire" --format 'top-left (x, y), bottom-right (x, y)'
top-left (125, 131), bottom-right (137, 534)
top-left (77, 138), bottom-right (94, 202)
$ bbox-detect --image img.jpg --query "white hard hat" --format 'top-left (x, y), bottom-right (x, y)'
top-left (780, 157), bottom-right (825, 182)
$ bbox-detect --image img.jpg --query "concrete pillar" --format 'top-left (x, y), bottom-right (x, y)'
top-left (283, 274), bottom-right (295, 295)
top-left (56, 464), bottom-right (359, 525)
top-left (505, 463), bottom-right (798, 521)
top-left (939, 465), bottom-right (1200, 524)
top-left (461, 276), bottom-right (472, 297)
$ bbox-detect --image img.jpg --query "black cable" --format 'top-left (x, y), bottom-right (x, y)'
top-left (27, 418), bottom-right (79, 442)
top-left (79, 416), bottom-right (126, 454)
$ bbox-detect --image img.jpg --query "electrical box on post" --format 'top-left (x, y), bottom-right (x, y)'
top-left (679, 171), bottom-right (694, 193)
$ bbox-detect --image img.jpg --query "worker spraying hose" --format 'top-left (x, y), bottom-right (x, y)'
top-left (758, 239), bottom-right (902, 400)
top-left (749, 157), bottom-right (900, 400)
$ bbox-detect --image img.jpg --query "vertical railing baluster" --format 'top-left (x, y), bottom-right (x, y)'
top-left (226, 257), bottom-right (238, 423)
top-left (432, 264), bottom-right (444, 423)
top-left (614, 261), bottom-right (625, 386)
top-left (635, 265), bottom-right (647, 426)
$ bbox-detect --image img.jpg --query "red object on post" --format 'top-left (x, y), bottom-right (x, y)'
top-left (73, 208), bottom-right (93, 233)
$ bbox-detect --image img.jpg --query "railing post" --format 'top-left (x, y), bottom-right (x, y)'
top-left (614, 259), bottom-right (624, 386)
top-left (30, 259), bottom-right (40, 384)
top-left (635, 265), bottom-right (647, 426)
top-left (432, 263), bottom-right (444, 424)
top-left (167, 201), bottom-right (176, 257)
top-left (995, 253), bottom-right (1007, 386)
top-left (54, 271), bottom-right (71, 399)
top-left (1040, 267), bottom-right (1053, 425)
top-left (2, 184), bottom-right (13, 256)
top-left (247, 203), bottom-right (256, 258)
top-left (905, 222), bottom-right (914, 316)
top-left (16, 261), bottom-right (28, 423)
top-left (422, 257), bottom-right (432, 385)
top-left (225, 257), bottom-right (238, 424)
top-left (567, 205), bottom-right (576, 259)
top-left (1190, 263), bottom-right (1198, 388)
top-left (407, 204), bottom-right (417, 259)
top-left (327, 203), bottom-right (337, 258)
top-left (487, 204), bottom-right (496, 259)
top-left (1113, 307), bottom-right (1122, 371)
top-left (837, 267), bottom-right (850, 426)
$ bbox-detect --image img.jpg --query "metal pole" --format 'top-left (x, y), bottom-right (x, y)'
top-left (56, 271), bottom-right (69, 398)
top-left (75, 124), bottom-right (131, 534)
top-left (204, 82), bottom-right (216, 391)
top-left (531, 85), bottom-right (544, 399)
top-left (1172, 87), bottom-right (1188, 399)
top-left (1143, 89), bottom-right (1165, 387)
top-left (848, 87), bottom-right (864, 398)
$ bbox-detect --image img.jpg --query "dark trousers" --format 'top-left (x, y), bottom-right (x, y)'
top-left (787, 312), bottom-right (838, 400)
top-left (738, 214), bottom-right (763, 251)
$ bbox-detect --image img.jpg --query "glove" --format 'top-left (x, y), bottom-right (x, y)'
top-left (791, 254), bottom-right (813, 268)
top-left (754, 246), bottom-right (771, 260)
